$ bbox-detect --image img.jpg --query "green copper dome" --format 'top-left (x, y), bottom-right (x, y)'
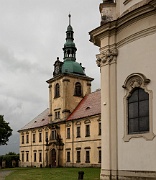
top-left (62, 61), bottom-right (85, 75)
top-left (61, 14), bottom-right (85, 76)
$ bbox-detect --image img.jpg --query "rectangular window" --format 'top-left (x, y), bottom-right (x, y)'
top-left (98, 122), bottom-right (101, 135)
top-left (33, 134), bottom-right (36, 143)
top-left (77, 126), bottom-right (81, 138)
top-left (98, 150), bottom-right (101, 163)
top-left (26, 134), bottom-right (29, 143)
top-left (55, 111), bottom-right (60, 119)
top-left (45, 132), bottom-right (48, 141)
top-left (39, 132), bottom-right (42, 142)
top-left (85, 125), bottom-right (90, 137)
top-left (22, 135), bottom-right (24, 144)
top-left (85, 151), bottom-right (90, 163)
top-left (67, 151), bottom-right (70, 162)
top-left (21, 152), bottom-right (24, 162)
top-left (76, 151), bottom-right (81, 163)
top-left (52, 130), bottom-right (56, 140)
top-left (39, 152), bottom-right (42, 162)
top-left (34, 152), bottom-right (36, 162)
top-left (26, 152), bottom-right (29, 162)
top-left (67, 128), bottom-right (70, 139)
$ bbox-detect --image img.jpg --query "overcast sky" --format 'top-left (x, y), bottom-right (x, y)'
top-left (0, 0), bottom-right (101, 154)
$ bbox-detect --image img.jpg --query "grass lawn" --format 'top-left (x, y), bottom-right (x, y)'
top-left (2, 167), bottom-right (100, 180)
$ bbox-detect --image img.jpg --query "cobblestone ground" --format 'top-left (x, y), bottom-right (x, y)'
top-left (0, 170), bottom-right (13, 180)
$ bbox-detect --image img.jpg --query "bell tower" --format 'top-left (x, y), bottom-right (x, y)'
top-left (47, 15), bottom-right (93, 122)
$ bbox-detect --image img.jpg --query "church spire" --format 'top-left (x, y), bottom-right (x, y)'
top-left (63, 14), bottom-right (77, 61)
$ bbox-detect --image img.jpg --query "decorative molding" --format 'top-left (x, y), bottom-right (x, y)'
top-left (62, 109), bottom-right (71, 113)
top-left (54, 108), bottom-right (61, 111)
top-left (84, 119), bottom-right (91, 124)
top-left (38, 129), bottom-right (42, 132)
top-left (76, 147), bottom-right (81, 150)
top-left (48, 85), bottom-right (52, 88)
top-left (84, 146), bottom-right (91, 149)
top-left (75, 121), bottom-right (81, 125)
top-left (66, 123), bottom-right (71, 127)
top-left (32, 130), bottom-right (36, 133)
top-left (123, 0), bottom-right (132, 5)
top-left (96, 48), bottom-right (118, 67)
top-left (62, 78), bottom-right (70, 82)
top-left (122, 73), bottom-right (150, 90)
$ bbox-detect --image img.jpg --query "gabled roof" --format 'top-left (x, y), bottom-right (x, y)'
top-left (19, 108), bottom-right (49, 131)
top-left (67, 90), bottom-right (101, 121)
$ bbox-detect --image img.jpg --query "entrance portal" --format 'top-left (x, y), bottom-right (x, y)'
top-left (51, 148), bottom-right (56, 167)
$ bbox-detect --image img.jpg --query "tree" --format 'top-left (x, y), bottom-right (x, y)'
top-left (0, 115), bottom-right (13, 145)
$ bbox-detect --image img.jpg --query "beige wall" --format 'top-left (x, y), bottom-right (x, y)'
top-left (117, 32), bottom-right (156, 171)
top-left (19, 127), bottom-right (49, 167)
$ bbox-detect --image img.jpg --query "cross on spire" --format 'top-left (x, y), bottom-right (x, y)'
top-left (68, 14), bottom-right (71, 25)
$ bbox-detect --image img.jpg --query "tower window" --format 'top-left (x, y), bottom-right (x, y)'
top-left (55, 111), bottom-right (60, 119)
top-left (55, 83), bottom-right (60, 98)
top-left (74, 82), bottom-right (82, 97)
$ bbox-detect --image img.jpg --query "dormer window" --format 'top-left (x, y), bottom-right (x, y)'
top-left (55, 83), bottom-right (60, 98)
top-left (74, 82), bottom-right (82, 97)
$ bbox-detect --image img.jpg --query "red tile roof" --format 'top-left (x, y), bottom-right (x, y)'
top-left (19, 108), bottom-right (49, 131)
top-left (67, 90), bottom-right (101, 120)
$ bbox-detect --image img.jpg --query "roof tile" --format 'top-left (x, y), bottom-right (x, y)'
top-left (67, 90), bottom-right (101, 120)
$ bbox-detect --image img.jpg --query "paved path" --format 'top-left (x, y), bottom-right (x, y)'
top-left (0, 170), bottom-right (13, 180)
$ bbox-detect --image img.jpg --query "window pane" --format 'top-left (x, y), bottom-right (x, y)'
top-left (128, 118), bottom-right (139, 134)
top-left (128, 102), bottom-right (138, 118)
top-left (139, 100), bottom-right (149, 117)
top-left (139, 89), bottom-right (149, 101)
top-left (128, 89), bottom-right (138, 103)
top-left (139, 117), bottom-right (149, 132)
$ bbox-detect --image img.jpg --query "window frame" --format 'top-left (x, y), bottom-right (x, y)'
top-left (34, 152), bottom-right (36, 162)
top-left (76, 151), bottom-right (81, 163)
top-left (74, 82), bottom-right (82, 97)
top-left (98, 122), bottom-right (101, 135)
top-left (85, 150), bottom-right (90, 163)
top-left (67, 151), bottom-right (70, 162)
top-left (85, 124), bottom-right (90, 137)
top-left (67, 128), bottom-right (70, 139)
top-left (39, 152), bottom-right (42, 162)
top-left (33, 134), bottom-right (36, 143)
top-left (26, 134), bottom-right (29, 144)
top-left (39, 132), bottom-right (42, 142)
top-left (21, 135), bottom-right (24, 144)
top-left (55, 83), bottom-right (60, 98)
top-left (76, 126), bottom-right (81, 138)
top-left (123, 73), bottom-right (155, 141)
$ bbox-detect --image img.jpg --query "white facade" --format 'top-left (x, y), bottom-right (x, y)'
top-left (90, 0), bottom-right (156, 179)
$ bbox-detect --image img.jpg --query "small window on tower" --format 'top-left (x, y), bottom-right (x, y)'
top-left (74, 82), bottom-right (82, 97)
top-left (55, 83), bottom-right (60, 98)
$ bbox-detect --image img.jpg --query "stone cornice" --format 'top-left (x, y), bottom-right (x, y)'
top-left (46, 73), bottom-right (94, 84)
top-left (89, 0), bottom-right (156, 47)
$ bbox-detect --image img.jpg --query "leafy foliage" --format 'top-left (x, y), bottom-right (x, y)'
top-left (0, 115), bottom-right (13, 145)
top-left (0, 152), bottom-right (19, 168)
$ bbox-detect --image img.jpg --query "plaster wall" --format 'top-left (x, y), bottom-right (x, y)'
top-left (117, 33), bottom-right (156, 171)
top-left (117, 0), bottom-right (143, 16)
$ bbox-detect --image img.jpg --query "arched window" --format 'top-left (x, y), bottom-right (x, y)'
top-left (123, 73), bottom-right (154, 141)
top-left (74, 82), bottom-right (82, 97)
top-left (55, 83), bottom-right (60, 98)
top-left (128, 88), bottom-right (149, 134)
